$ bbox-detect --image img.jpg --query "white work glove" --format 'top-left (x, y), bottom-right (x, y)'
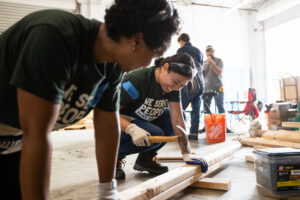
top-left (98, 179), bottom-right (124, 200)
top-left (125, 123), bottom-right (151, 147)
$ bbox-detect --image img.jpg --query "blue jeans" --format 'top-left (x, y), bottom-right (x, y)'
top-left (181, 79), bottom-right (203, 135)
top-left (203, 92), bottom-right (225, 114)
top-left (118, 109), bottom-right (174, 158)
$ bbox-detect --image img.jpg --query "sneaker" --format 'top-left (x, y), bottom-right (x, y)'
top-left (188, 134), bottom-right (198, 141)
top-left (115, 158), bottom-right (126, 180)
top-left (133, 152), bottom-right (168, 175)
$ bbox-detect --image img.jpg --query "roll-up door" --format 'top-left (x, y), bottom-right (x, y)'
top-left (0, 0), bottom-right (78, 33)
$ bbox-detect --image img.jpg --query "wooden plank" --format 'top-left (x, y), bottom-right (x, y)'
top-left (240, 137), bottom-right (300, 149)
top-left (151, 156), bottom-right (233, 200)
top-left (245, 155), bottom-right (254, 163)
top-left (262, 130), bottom-right (300, 143)
top-left (190, 178), bottom-right (230, 191)
top-left (121, 144), bottom-right (241, 200)
top-left (282, 122), bottom-right (300, 128)
top-left (254, 145), bottom-right (270, 149)
top-left (155, 157), bottom-right (183, 161)
top-left (63, 124), bottom-right (94, 130)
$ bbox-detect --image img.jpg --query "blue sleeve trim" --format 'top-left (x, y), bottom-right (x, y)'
top-left (122, 81), bottom-right (140, 100)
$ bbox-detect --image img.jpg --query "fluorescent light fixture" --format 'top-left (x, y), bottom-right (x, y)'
top-left (223, 0), bottom-right (254, 16)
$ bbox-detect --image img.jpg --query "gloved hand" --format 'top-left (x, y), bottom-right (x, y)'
top-left (98, 179), bottom-right (124, 200)
top-left (183, 154), bottom-right (208, 173)
top-left (125, 123), bottom-right (151, 147)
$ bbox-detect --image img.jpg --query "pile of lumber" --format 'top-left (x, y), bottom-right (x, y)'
top-left (121, 143), bottom-right (241, 200)
top-left (240, 122), bottom-right (300, 149)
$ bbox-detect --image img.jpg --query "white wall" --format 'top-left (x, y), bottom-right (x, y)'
top-left (85, 1), bottom-right (266, 103)
top-left (166, 4), bottom-right (256, 102)
top-left (256, 0), bottom-right (300, 102)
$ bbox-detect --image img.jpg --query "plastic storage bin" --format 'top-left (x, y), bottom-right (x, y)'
top-left (253, 148), bottom-right (300, 197)
top-left (205, 114), bottom-right (226, 143)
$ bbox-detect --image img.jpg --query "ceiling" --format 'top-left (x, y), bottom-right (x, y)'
top-left (173, 0), bottom-right (268, 11)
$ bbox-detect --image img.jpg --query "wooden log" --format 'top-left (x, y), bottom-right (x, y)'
top-left (190, 178), bottom-right (230, 191)
top-left (151, 156), bottom-right (233, 200)
top-left (121, 144), bottom-right (241, 200)
top-left (282, 122), bottom-right (300, 129)
top-left (245, 155), bottom-right (254, 163)
top-left (262, 130), bottom-right (300, 143)
top-left (240, 137), bottom-right (300, 149)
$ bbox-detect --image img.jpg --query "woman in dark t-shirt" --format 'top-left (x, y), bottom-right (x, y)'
top-left (0, 1), bottom-right (180, 199)
top-left (115, 53), bottom-right (208, 180)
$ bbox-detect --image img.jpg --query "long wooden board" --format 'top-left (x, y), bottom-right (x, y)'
top-left (121, 144), bottom-right (241, 200)
top-left (190, 178), bottom-right (230, 191)
top-left (262, 130), bottom-right (300, 143)
top-left (282, 122), bottom-right (300, 128)
top-left (151, 156), bottom-right (234, 200)
top-left (245, 154), bottom-right (254, 163)
top-left (240, 137), bottom-right (300, 148)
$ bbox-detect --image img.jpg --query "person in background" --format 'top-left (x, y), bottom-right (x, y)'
top-left (0, 0), bottom-right (180, 199)
top-left (115, 53), bottom-right (208, 180)
top-left (177, 33), bottom-right (204, 140)
top-left (202, 45), bottom-right (225, 115)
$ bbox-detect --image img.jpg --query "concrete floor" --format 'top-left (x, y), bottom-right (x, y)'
top-left (49, 129), bottom-right (300, 200)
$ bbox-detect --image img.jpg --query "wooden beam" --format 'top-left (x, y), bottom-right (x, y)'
top-left (245, 155), bottom-right (254, 163)
top-left (151, 155), bottom-right (234, 200)
top-left (190, 178), bottom-right (230, 191)
top-left (262, 130), bottom-right (300, 143)
top-left (240, 137), bottom-right (300, 149)
top-left (282, 122), bottom-right (300, 128)
top-left (121, 144), bottom-right (241, 200)
top-left (155, 157), bottom-right (184, 162)
top-left (254, 145), bottom-right (270, 149)
top-left (282, 122), bottom-right (300, 132)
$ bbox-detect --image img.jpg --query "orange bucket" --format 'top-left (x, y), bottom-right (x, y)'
top-left (205, 114), bottom-right (226, 143)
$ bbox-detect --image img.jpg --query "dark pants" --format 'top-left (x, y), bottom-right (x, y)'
top-left (118, 109), bottom-right (174, 158)
top-left (203, 92), bottom-right (225, 114)
top-left (0, 151), bottom-right (22, 200)
top-left (181, 79), bottom-right (203, 135)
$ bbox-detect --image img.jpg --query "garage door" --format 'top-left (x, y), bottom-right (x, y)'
top-left (0, 0), bottom-right (77, 33)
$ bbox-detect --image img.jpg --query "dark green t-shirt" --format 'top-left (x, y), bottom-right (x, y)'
top-left (0, 9), bottom-right (124, 130)
top-left (120, 66), bottom-right (180, 121)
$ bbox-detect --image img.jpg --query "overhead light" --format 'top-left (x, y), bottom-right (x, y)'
top-left (223, 0), bottom-right (254, 16)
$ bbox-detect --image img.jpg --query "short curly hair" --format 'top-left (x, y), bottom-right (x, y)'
top-left (105, 0), bottom-right (180, 51)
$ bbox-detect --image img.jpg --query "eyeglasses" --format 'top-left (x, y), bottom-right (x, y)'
top-left (147, 0), bottom-right (174, 23)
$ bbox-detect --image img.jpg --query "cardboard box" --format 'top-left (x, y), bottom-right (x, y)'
top-left (279, 76), bottom-right (300, 104)
top-left (269, 109), bottom-right (297, 121)
top-left (272, 102), bottom-right (290, 111)
top-left (269, 118), bottom-right (281, 125)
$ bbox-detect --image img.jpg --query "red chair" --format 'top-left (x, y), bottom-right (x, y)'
top-left (228, 88), bottom-right (259, 119)
top-left (227, 88), bottom-right (260, 131)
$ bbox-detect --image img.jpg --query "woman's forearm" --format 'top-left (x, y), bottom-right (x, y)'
top-left (20, 133), bottom-right (52, 199)
top-left (94, 108), bottom-right (120, 183)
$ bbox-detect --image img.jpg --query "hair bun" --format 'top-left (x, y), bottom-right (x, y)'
top-left (154, 57), bottom-right (164, 67)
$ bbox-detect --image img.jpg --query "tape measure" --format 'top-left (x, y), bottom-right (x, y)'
top-left (219, 86), bottom-right (223, 92)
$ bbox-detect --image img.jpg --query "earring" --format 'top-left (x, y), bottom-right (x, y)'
top-left (132, 46), bottom-right (136, 51)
